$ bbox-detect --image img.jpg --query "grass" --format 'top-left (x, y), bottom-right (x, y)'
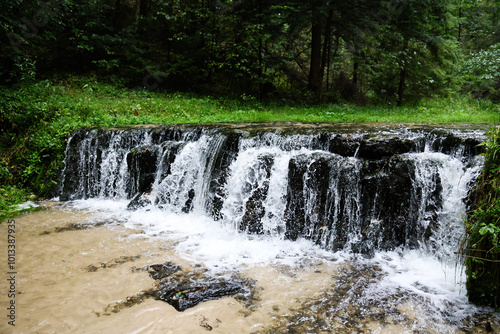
top-left (1, 76), bottom-right (499, 215)
top-left (3, 77), bottom-right (499, 128)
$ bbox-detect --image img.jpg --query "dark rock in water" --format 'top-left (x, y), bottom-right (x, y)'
top-left (284, 154), bottom-right (310, 241)
top-left (357, 136), bottom-right (414, 159)
top-left (126, 146), bottom-right (159, 194)
top-left (127, 192), bottom-right (152, 210)
top-left (284, 153), bottom-right (334, 242)
top-left (147, 263), bottom-right (252, 312)
top-left (358, 158), bottom-right (415, 253)
top-left (239, 153), bottom-right (275, 234)
top-left (182, 189), bottom-right (196, 213)
top-left (327, 135), bottom-right (415, 159)
top-left (241, 185), bottom-right (268, 234)
top-left (285, 152), bottom-right (444, 255)
top-left (147, 262), bottom-right (181, 280)
top-left (157, 141), bottom-right (183, 181)
top-left (207, 132), bottom-right (241, 220)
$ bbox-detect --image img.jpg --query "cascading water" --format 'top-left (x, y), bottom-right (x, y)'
top-left (57, 123), bottom-right (498, 332)
top-left (60, 124), bottom-right (483, 255)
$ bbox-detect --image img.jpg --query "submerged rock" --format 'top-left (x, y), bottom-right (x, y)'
top-left (127, 192), bottom-right (152, 210)
top-left (147, 263), bottom-right (254, 312)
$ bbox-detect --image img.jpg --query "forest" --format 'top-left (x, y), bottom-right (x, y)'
top-left (1, 0), bottom-right (499, 104)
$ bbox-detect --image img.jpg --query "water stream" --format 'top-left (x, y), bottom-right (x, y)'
top-left (2, 123), bottom-right (499, 333)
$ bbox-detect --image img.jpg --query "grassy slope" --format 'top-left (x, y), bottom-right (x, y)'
top-left (16, 79), bottom-right (499, 125)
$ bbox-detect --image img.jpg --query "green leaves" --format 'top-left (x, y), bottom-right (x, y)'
top-left (465, 127), bottom-right (500, 309)
top-left (479, 223), bottom-right (500, 245)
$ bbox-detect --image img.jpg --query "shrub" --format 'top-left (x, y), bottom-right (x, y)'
top-left (464, 127), bottom-right (500, 309)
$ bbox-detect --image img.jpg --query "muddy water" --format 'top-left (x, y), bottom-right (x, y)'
top-left (1, 203), bottom-right (498, 334)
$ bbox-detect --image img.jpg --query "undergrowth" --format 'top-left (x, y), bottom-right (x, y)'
top-left (0, 186), bottom-right (40, 222)
top-left (464, 127), bottom-right (500, 309)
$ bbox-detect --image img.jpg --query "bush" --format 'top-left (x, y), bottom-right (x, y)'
top-left (460, 44), bottom-right (500, 101)
top-left (464, 127), bottom-right (500, 309)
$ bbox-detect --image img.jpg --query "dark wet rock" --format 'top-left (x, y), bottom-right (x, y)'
top-left (147, 262), bottom-right (182, 280)
top-left (284, 154), bottom-right (309, 241)
top-left (239, 154), bottom-right (274, 234)
top-left (157, 141), bottom-right (184, 181)
top-left (207, 132), bottom-right (241, 220)
top-left (154, 273), bottom-right (248, 312)
top-left (147, 263), bottom-right (254, 312)
top-left (40, 220), bottom-right (115, 235)
top-left (328, 134), bottom-right (360, 156)
top-left (284, 153), bottom-right (443, 256)
top-left (127, 192), bottom-right (152, 210)
top-left (327, 134), bottom-right (416, 158)
top-left (357, 136), bottom-right (415, 159)
top-left (126, 145), bottom-right (159, 194)
top-left (181, 189), bottom-right (196, 213)
top-left (284, 153), bottom-right (334, 243)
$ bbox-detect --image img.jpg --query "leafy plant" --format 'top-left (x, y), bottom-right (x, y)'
top-left (464, 127), bottom-right (500, 309)
top-left (459, 43), bottom-right (500, 101)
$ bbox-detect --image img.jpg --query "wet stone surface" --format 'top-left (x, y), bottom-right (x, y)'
top-left (147, 263), bottom-right (255, 312)
top-left (39, 219), bottom-right (120, 235)
top-left (85, 255), bottom-right (142, 272)
top-left (253, 263), bottom-right (500, 334)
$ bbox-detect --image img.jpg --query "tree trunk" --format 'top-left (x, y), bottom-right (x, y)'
top-left (135, 0), bottom-right (141, 31)
top-left (397, 40), bottom-right (408, 106)
top-left (308, 5), bottom-right (323, 96)
top-left (258, 0), bottom-right (264, 102)
top-left (317, 8), bottom-right (333, 99)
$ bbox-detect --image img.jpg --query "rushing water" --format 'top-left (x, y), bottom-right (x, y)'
top-left (5, 123), bottom-right (499, 333)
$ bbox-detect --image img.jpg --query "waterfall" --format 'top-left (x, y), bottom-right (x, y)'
top-left (59, 124), bottom-right (485, 257)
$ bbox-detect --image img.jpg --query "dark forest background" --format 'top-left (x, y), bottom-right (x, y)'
top-left (1, 0), bottom-right (500, 104)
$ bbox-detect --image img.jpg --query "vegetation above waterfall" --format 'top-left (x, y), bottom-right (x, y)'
top-left (1, 0), bottom-right (500, 104)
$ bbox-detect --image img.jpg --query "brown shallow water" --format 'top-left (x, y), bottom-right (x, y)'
top-left (1, 202), bottom-right (499, 334)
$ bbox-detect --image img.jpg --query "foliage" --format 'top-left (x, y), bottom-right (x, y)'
top-left (464, 127), bottom-right (500, 309)
top-left (1, 0), bottom-right (499, 103)
top-left (0, 185), bottom-right (40, 223)
top-left (460, 43), bottom-right (500, 101)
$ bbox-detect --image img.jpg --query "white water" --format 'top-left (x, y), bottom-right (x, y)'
top-left (55, 125), bottom-right (498, 331)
